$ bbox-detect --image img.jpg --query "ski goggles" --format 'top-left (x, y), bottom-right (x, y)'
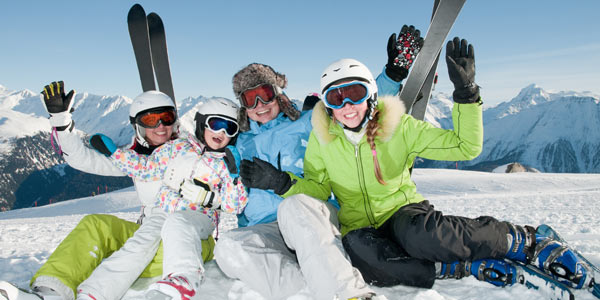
top-left (238, 84), bottom-right (278, 109)
top-left (205, 116), bottom-right (239, 137)
top-left (323, 81), bottom-right (370, 109)
top-left (135, 109), bottom-right (177, 128)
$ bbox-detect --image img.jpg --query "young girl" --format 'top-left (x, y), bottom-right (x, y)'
top-left (239, 38), bottom-right (593, 294)
top-left (78, 97), bottom-right (247, 300)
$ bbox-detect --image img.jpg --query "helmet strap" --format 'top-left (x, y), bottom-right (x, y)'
top-left (134, 124), bottom-right (150, 148)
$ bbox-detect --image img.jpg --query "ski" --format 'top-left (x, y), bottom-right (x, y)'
top-left (399, 0), bottom-right (465, 116)
top-left (127, 4), bottom-right (176, 105)
top-left (410, 0), bottom-right (440, 121)
top-left (537, 224), bottom-right (600, 298)
top-left (127, 4), bottom-right (156, 92)
top-left (147, 12), bottom-right (176, 104)
top-left (514, 262), bottom-right (575, 300)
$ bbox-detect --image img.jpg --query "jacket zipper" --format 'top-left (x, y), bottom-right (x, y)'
top-left (355, 144), bottom-right (376, 226)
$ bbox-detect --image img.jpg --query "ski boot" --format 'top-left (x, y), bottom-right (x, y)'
top-left (504, 224), bottom-right (594, 289)
top-left (530, 236), bottom-right (594, 289)
top-left (145, 273), bottom-right (201, 300)
top-left (437, 259), bottom-right (519, 287)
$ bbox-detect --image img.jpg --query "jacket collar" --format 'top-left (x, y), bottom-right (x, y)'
top-left (311, 95), bottom-right (406, 145)
top-left (247, 112), bottom-right (289, 133)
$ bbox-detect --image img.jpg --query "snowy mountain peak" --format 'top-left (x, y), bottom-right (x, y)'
top-left (499, 84), bottom-right (551, 117)
top-left (515, 83), bottom-right (547, 101)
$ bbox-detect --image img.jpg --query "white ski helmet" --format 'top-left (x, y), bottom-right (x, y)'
top-left (196, 98), bottom-right (238, 120)
top-left (129, 90), bottom-right (178, 148)
top-left (194, 98), bottom-right (240, 149)
top-left (320, 58), bottom-right (378, 97)
top-left (319, 58), bottom-right (378, 129)
top-left (129, 90), bottom-right (176, 120)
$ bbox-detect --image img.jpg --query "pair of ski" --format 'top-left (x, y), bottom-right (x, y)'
top-left (127, 4), bottom-right (176, 105)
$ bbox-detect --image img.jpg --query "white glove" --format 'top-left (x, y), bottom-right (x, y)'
top-left (179, 178), bottom-right (221, 208)
top-left (163, 154), bottom-right (197, 191)
top-left (48, 111), bottom-right (73, 128)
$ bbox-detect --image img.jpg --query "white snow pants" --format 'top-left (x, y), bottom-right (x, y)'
top-left (215, 194), bottom-right (373, 300)
top-left (161, 210), bottom-right (214, 277)
top-left (77, 209), bottom-right (214, 300)
top-left (215, 222), bottom-right (305, 300)
top-left (278, 194), bottom-right (373, 300)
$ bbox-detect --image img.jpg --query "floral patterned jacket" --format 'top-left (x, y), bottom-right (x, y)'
top-left (110, 134), bottom-right (247, 227)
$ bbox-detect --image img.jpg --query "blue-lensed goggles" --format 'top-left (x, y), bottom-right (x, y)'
top-left (322, 81), bottom-right (370, 109)
top-left (206, 116), bottom-right (239, 137)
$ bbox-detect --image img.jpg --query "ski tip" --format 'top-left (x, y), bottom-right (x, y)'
top-left (147, 12), bottom-right (163, 23)
top-left (146, 12), bottom-right (165, 31)
top-left (127, 3), bottom-right (145, 18)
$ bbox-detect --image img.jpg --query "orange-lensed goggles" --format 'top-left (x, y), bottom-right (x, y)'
top-left (135, 109), bottom-right (177, 128)
top-left (239, 84), bottom-right (278, 109)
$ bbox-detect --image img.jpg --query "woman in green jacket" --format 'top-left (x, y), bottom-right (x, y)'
top-left (239, 38), bottom-right (592, 291)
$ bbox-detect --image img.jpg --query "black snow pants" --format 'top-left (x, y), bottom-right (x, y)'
top-left (342, 200), bottom-right (512, 288)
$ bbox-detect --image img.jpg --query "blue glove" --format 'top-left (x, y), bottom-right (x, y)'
top-left (89, 133), bottom-right (117, 156)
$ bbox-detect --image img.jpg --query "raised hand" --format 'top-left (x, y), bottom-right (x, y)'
top-left (446, 37), bottom-right (480, 103)
top-left (386, 25), bottom-right (424, 82)
top-left (41, 81), bottom-right (75, 114)
top-left (41, 81), bottom-right (75, 129)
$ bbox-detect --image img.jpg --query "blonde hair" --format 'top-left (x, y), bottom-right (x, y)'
top-left (366, 108), bottom-right (385, 185)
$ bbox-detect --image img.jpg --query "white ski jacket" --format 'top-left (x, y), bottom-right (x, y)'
top-left (56, 129), bottom-right (160, 218)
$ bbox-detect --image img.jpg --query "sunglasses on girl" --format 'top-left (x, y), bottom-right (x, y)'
top-left (205, 116), bottom-right (239, 137)
top-left (135, 109), bottom-right (177, 128)
top-left (239, 84), bottom-right (278, 109)
top-left (323, 81), bottom-right (370, 109)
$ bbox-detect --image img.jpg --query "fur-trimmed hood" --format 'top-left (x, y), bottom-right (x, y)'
top-left (310, 95), bottom-right (406, 144)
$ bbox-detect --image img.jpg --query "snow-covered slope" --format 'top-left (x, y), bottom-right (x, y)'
top-left (2, 169), bottom-right (599, 300)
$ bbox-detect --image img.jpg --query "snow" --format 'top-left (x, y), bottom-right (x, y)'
top-left (1, 169), bottom-right (599, 300)
top-left (0, 110), bottom-right (49, 140)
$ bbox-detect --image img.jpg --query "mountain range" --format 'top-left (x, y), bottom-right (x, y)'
top-left (417, 84), bottom-right (600, 172)
top-left (0, 83), bottom-right (598, 211)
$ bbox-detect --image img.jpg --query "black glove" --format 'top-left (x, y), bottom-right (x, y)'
top-left (240, 157), bottom-right (293, 195)
top-left (224, 145), bottom-right (241, 179)
top-left (41, 81), bottom-right (75, 114)
top-left (41, 81), bottom-right (76, 130)
top-left (89, 134), bottom-right (117, 157)
top-left (446, 37), bottom-right (480, 104)
top-left (386, 25), bottom-right (424, 82)
top-left (302, 93), bottom-right (321, 111)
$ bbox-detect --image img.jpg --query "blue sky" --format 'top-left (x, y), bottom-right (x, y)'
top-left (1, 1), bottom-right (598, 107)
